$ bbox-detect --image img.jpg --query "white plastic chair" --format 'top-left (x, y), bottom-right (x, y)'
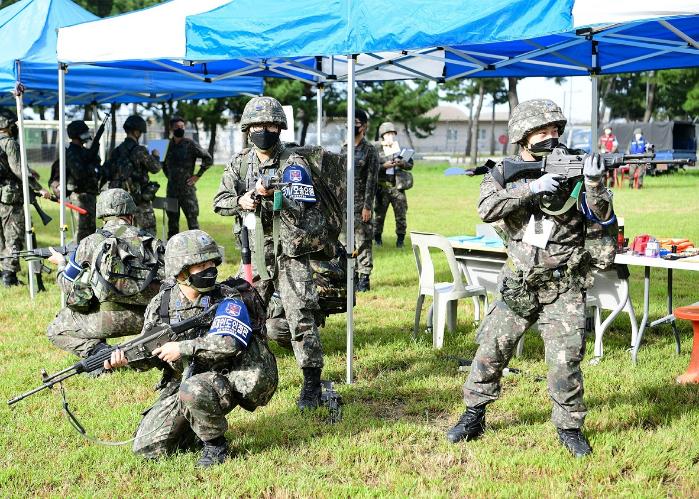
top-left (411, 231), bottom-right (488, 349)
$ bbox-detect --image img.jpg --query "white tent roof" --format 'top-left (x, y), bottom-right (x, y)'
top-left (572, 1), bottom-right (699, 27)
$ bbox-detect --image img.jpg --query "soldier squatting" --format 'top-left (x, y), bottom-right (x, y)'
top-left (12, 95), bottom-right (614, 466)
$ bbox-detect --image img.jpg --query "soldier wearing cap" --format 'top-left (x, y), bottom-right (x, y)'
top-left (101, 115), bottom-right (162, 235)
top-left (161, 116), bottom-right (213, 239)
top-left (341, 109), bottom-right (380, 291)
top-left (46, 188), bottom-right (164, 365)
top-left (105, 229), bottom-right (278, 467)
top-left (446, 99), bottom-right (614, 458)
top-left (373, 121), bottom-right (413, 248)
top-left (64, 120), bottom-right (99, 241)
top-left (213, 96), bottom-right (328, 411)
top-left (0, 109), bottom-right (50, 286)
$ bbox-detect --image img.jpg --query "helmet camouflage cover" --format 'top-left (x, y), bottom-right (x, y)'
top-left (508, 99), bottom-right (567, 144)
top-left (96, 188), bottom-right (137, 219)
top-left (123, 115), bottom-right (147, 133)
top-left (0, 109), bottom-right (17, 129)
top-left (67, 120), bottom-right (90, 139)
top-left (165, 229), bottom-right (222, 278)
top-left (240, 96), bottom-right (287, 132)
top-left (378, 122), bottom-right (397, 137)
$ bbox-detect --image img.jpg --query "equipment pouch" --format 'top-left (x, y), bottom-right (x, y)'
top-left (0, 184), bottom-right (20, 205)
top-left (500, 268), bottom-right (539, 318)
top-left (395, 169), bottom-right (413, 190)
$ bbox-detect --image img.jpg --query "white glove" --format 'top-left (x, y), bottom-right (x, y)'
top-left (583, 153), bottom-right (604, 179)
top-left (529, 173), bottom-right (562, 194)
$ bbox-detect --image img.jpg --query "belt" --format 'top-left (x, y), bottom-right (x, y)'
top-left (99, 302), bottom-right (146, 312)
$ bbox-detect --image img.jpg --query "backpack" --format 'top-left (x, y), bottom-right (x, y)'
top-left (100, 142), bottom-right (142, 201)
top-left (310, 241), bottom-right (354, 318)
top-left (89, 227), bottom-right (164, 305)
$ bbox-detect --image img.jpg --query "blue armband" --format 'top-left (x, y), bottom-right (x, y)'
top-left (282, 164), bottom-right (316, 203)
top-left (62, 251), bottom-right (83, 282)
top-left (208, 298), bottom-right (253, 349)
top-left (580, 192), bottom-right (616, 226)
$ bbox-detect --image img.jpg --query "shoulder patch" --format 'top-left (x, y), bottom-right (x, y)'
top-left (282, 164), bottom-right (316, 203)
top-left (208, 298), bottom-right (253, 348)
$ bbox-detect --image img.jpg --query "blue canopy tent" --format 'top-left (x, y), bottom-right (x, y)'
top-left (57, 0), bottom-right (699, 382)
top-left (0, 0), bottom-right (263, 298)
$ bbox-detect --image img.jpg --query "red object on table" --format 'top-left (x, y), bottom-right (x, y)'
top-left (674, 306), bottom-right (699, 384)
top-left (631, 234), bottom-right (651, 255)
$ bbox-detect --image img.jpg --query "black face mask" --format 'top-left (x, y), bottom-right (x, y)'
top-left (187, 266), bottom-right (218, 292)
top-left (527, 137), bottom-right (559, 157)
top-left (354, 125), bottom-right (363, 137)
top-left (249, 130), bottom-right (280, 150)
top-left (173, 128), bottom-right (185, 138)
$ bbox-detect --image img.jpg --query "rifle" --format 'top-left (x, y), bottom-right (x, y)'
top-left (30, 232), bottom-right (46, 292)
top-left (320, 380), bottom-right (342, 424)
top-left (28, 190), bottom-right (52, 226)
top-left (86, 113), bottom-right (110, 164)
top-left (490, 149), bottom-right (694, 187)
top-left (240, 226), bottom-right (253, 284)
top-left (1, 241), bottom-right (78, 261)
top-left (8, 304), bottom-right (217, 406)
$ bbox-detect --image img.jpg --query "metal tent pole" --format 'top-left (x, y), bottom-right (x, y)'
top-left (590, 40), bottom-right (599, 151)
top-left (345, 55), bottom-right (356, 385)
top-left (316, 84), bottom-right (323, 146)
top-left (13, 78), bottom-right (37, 299)
top-left (58, 64), bottom-right (68, 307)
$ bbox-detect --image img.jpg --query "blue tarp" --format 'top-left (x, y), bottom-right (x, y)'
top-left (0, 0), bottom-right (263, 106)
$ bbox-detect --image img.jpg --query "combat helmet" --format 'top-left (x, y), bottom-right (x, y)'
top-left (378, 122), bottom-right (397, 138)
top-left (67, 120), bottom-right (90, 140)
top-left (240, 96), bottom-right (287, 132)
top-left (508, 99), bottom-right (567, 144)
top-left (0, 109), bottom-right (17, 129)
top-left (123, 115), bottom-right (147, 133)
top-left (164, 230), bottom-right (222, 278)
top-left (96, 188), bottom-right (137, 219)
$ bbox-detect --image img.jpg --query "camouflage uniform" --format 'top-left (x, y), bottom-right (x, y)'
top-left (162, 137), bottom-right (213, 239)
top-left (130, 280), bottom-right (277, 459)
top-left (47, 190), bottom-right (164, 358)
top-left (340, 138), bottom-right (379, 277)
top-left (0, 130), bottom-right (31, 274)
top-left (65, 143), bottom-right (99, 242)
top-left (213, 142), bottom-right (324, 369)
top-left (462, 150), bottom-right (613, 429)
top-left (373, 141), bottom-right (413, 240)
top-left (105, 137), bottom-right (162, 235)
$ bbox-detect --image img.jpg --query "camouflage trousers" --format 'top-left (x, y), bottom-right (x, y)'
top-left (69, 192), bottom-right (96, 242)
top-left (0, 202), bottom-right (24, 272)
top-left (250, 254), bottom-right (324, 369)
top-left (46, 305), bottom-right (145, 358)
top-left (166, 183), bottom-right (199, 240)
top-left (628, 164), bottom-right (645, 188)
top-left (463, 286), bottom-right (588, 429)
top-left (373, 184), bottom-right (408, 237)
top-left (133, 373), bottom-right (235, 458)
top-left (135, 201), bottom-right (156, 236)
top-left (340, 210), bottom-right (373, 276)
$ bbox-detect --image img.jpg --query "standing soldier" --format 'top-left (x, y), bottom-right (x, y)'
top-left (104, 230), bottom-right (278, 467)
top-left (65, 120), bottom-right (99, 241)
top-left (598, 126), bottom-right (619, 187)
top-left (373, 121), bottom-right (413, 248)
top-left (0, 109), bottom-right (50, 286)
top-left (446, 100), bottom-right (614, 458)
top-left (341, 109), bottom-right (379, 291)
top-left (627, 128), bottom-right (648, 189)
top-left (46, 188), bottom-right (164, 371)
top-left (162, 116), bottom-right (213, 239)
top-left (213, 96), bottom-right (328, 410)
top-left (101, 115), bottom-right (161, 235)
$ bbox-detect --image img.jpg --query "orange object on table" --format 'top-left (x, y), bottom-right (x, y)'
top-left (674, 306), bottom-right (699, 384)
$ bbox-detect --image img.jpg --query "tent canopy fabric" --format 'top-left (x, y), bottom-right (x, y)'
top-left (1, 0), bottom-right (263, 106)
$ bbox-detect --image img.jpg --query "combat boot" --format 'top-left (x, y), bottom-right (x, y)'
top-left (557, 428), bottom-right (592, 458)
top-left (1, 271), bottom-right (19, 287)
top-left (197, 437), bottom-right (229, 467)
top-left (446, 406), bottom-right (486, 443)
top-left (396, 234), bottom-right (405, 248)
top-left (374, 234), bottom-right (383, 247)
top-left (356, 274), bottom-right (370, 292)
top-left (297, 367), bottom-right (322, 410)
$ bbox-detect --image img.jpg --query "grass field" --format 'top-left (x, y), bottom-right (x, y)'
top-left (1, 162), bottom-right (699, 496)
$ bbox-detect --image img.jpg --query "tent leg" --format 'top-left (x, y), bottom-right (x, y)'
top-left (316, 84), bottom-right (323, 146)
top-left (58, 64), bottom-right (68, 307)
top-left (346, 56), bottom-right (356, 385)
top-left (14, 89), bottom-right (36, 299)
top-left (591, 75), bottom-right (598, 152)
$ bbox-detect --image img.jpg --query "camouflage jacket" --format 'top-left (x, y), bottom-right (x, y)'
top-left (375, 141), bottom-right (414, 184)
top-left (0, 132), bottom-right (42, 198)
top-left (106, 137), bottom-right (162, 187)
top-left (213, 142), bottom-right (321, 261)
top-left (66, 143), bottom-right (100, 194)
top-left (341, 138), bottom-right (379, 212)
top-left (57, 218), bottom-right (164, 298)
top-left (163, 137), bottom-right (213, 185)
top-left (478, 155), bottom-right (613, 272)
